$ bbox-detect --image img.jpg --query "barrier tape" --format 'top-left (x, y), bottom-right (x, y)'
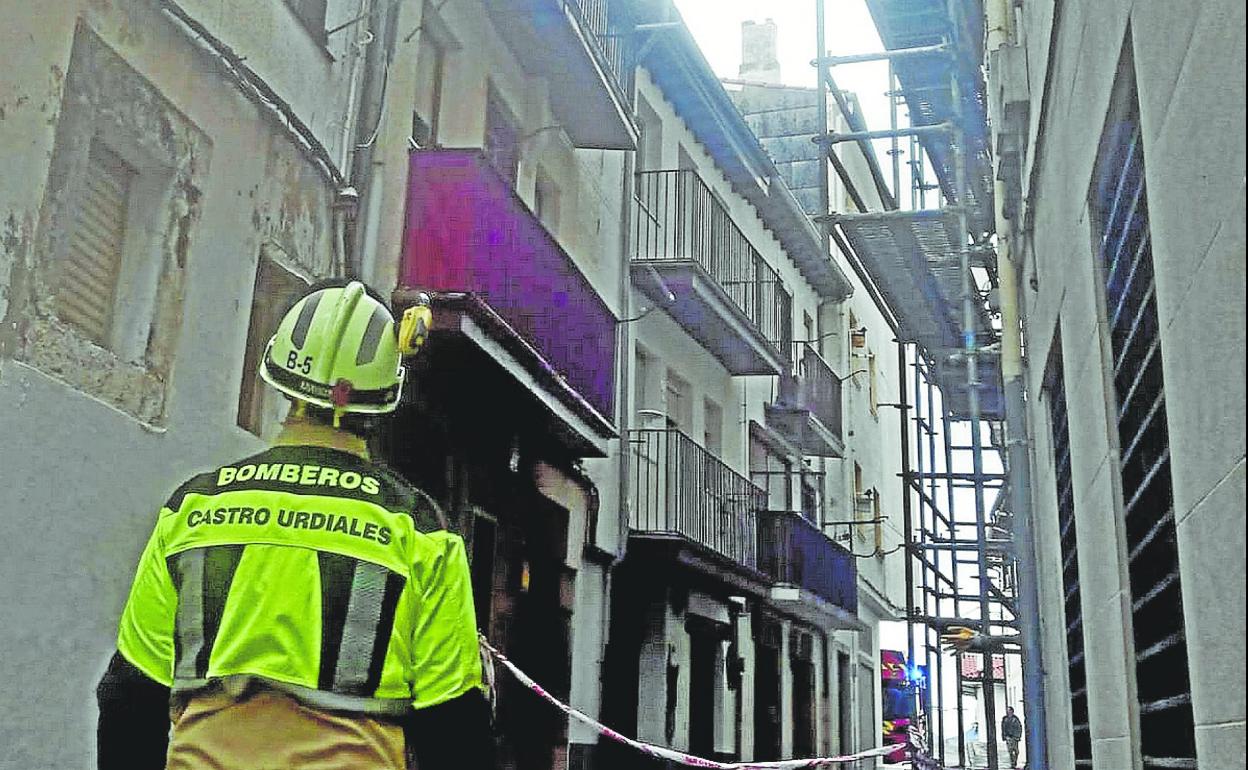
top-left (479, 635), bottom-right (897, 768)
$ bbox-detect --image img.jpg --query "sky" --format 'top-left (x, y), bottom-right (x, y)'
top-left (672, 0), bottom-right (910, 195)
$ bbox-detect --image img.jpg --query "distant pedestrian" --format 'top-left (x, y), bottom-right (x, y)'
top-left (1001, 706), bottom-right (1024, 768)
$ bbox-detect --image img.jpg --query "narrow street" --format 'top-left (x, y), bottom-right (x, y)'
top-left (0, 1), bottom-right (1243, 769)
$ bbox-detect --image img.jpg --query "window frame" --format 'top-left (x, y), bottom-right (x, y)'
top-left (237, 247), bottom-right (312, 437)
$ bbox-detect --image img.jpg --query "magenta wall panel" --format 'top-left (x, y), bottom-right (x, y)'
top-left (401, 150), bottom-right (616, 421)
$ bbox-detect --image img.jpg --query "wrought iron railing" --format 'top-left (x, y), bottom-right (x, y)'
top-left (748, 468), bottom-right (825, 524)
top-left (563, 0), bottom-right (635, 108)
top-left (633, 169), bottom-right (793, 358)
top-left (629, 428), bottom-right (762, 570)
top-left (758, 510), bottom-right (858, 612)
top-left (792, 341), bottom-right (843, 440)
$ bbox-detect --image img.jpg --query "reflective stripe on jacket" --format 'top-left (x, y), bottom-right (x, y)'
top-left (116, 443), bottom-right (483, 715)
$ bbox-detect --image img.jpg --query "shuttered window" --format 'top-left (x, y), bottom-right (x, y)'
top-left (484, 87), bottom-right (520, 187)
top-left (57, 142), bottom-right (133, 346)
top-left (1091, 44), bottom-right (1195, 770)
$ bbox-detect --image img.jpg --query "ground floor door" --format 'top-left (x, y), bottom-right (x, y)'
top-left (754, 623), bottom-right (782, 761)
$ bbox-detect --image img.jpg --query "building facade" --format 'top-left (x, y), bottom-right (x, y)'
top-left (0, 2), bottom-right (914, 769)
top-left (986, 1), bottom-right (1246, 768)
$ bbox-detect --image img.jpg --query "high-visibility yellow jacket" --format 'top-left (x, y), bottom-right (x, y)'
top-left (116, 442), bottom-right (483, 717)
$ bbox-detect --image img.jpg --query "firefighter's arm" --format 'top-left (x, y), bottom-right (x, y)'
top-left (98, 518), bottom-right (176, 770)
top-left (406, 531), bottom-right (495, 769)
top-left (97, 651), bottom-right (171, 770)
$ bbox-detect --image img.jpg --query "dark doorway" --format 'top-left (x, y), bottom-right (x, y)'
top-left (497, 493), bottom-right (573, 770)
top-left (598, 569), bottom-right (664, 770)
top-left (688, 617), bottom-right (720, 758)
top-left (791, 632), bottom-right (815, 758)
top-left (754, 619), bottom-right (782, 761)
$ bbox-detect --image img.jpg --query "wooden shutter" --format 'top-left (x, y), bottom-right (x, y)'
top-left (237, 255), bottom-right (310, 434)
top-left (57, 142), bottom-right (133, 345)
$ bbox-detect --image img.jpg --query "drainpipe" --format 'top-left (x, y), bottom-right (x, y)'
top-left (994, 177), bottom-right (1048, 770)
top-left (616, 148), bottom-right (635, 557)
top-left (986, 0), bottom-right (1048, 767)
top-left (348, 0), bottom-right (401, 281)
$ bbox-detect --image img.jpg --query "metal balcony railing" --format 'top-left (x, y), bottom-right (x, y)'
top-left (792, 341), bottom-right (843, 440)
top-left (747, 468), bottom-right (825, 524)
top-left (629, 428), bottom-right (763, 571)
top-left (564, 0), bottom-right (635, 108)
top-left (758, 510), bottom-right (858, 612)
top-left (633, 169), bottom-right (793, 357)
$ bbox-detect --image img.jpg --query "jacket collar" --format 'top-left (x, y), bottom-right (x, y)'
top-left (274, 417), bottom-right (370, 460)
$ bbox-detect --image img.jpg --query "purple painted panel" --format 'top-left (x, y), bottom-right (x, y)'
top-left (401, 150), bottom-right (616, 421)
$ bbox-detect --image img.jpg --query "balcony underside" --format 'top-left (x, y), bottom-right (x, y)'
top-left (768, 585), bottom-right (868, 632)
top-left (764, 404), bottom-right (845, 458)
top-left (484, 0), bottom-right (637, 149)
top-left (624, 533), bottom-right (774, 601)
top-left (632, 261), bottom-right (787, 376)
top-left (395, 291), bottom-right (615, 457)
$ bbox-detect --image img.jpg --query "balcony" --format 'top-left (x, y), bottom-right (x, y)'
top-left (632, 169), bottom-right (792, 376)
top-left (399, 149), bottom-right (616, 454)
top-left (484, 0), bottom-right (637, 149)
top-left (765, 342), bottom-right (845, 457)
top-left (758, 510), bottom-right (860, 622)
top-left (629, 428), bottom-right (763, 573)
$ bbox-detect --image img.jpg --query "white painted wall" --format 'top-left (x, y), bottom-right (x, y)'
top-left (1007, 1), bottom-right (1246, 767)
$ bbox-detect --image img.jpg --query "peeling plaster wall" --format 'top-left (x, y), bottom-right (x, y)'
top-left (0, 3), bottom-right (345, 767)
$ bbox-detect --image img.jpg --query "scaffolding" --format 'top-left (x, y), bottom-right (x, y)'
top-left (813, 1), bottom-right (1036, 768)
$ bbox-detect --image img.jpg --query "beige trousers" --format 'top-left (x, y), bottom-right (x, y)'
top-left (166, 689), bottom-right (407, 770)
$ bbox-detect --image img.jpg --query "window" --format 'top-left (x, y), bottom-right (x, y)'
top-left (868, 351), bottom-right (879, 417)
top-left (22, 25), bottom-right (208, 426)
top-left (853, 463), bottom-right (872, 544)
top-left (1090, 40), bottom-right (1194, 769)
top-left (665, 370), bottom-right (693, 432)
top-left (285, 0), bottom-right (328, 43)
top-left (703, 398), bottom-right (723, 455)
top-left (1042, 338), bottom-right (1091, 765)
top-left (677, 143), bottom-right (697, 171)
top-left (636, 96), bottom-right (663, 171)
top-left (799, 472), bottom-right (820, 523)
top-left (750, 435), bottom-right (792, 512)
top-left (484, 86), bottom-right (521, 186)
top-left (534, 167), bottom-right (561, 234)
top-left (411, 21), bottom-right (447, 148)
top-left (237, 249), bottom-right (311, 436)
top-left (634, 347), bottom-right (655, 412)
top-left (55, 141), bottom-right (134, 346)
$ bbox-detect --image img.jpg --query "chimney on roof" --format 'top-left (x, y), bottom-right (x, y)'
top-left (739, 18), bottom-right (781, 84)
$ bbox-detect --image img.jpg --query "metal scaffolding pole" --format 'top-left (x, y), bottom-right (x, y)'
top-left (899, 342), bottom-right (919, 753)
top-left (941, 386), bottom-right (967, 769)
top-left (923, 357), bottom-right (946, 765)
top-left (890, 63), bottom-right (902, 208)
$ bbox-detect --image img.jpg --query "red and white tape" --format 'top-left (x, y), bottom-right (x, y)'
top-left (479, 636), bottom-right (897, 769)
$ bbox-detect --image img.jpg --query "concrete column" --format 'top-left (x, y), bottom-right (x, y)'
top-left (715, 639), bottom-right (733, 756)
top-left (739, 608), bottom-right (757, 760)
top-left (780, 619), bottom-right (794, 758)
